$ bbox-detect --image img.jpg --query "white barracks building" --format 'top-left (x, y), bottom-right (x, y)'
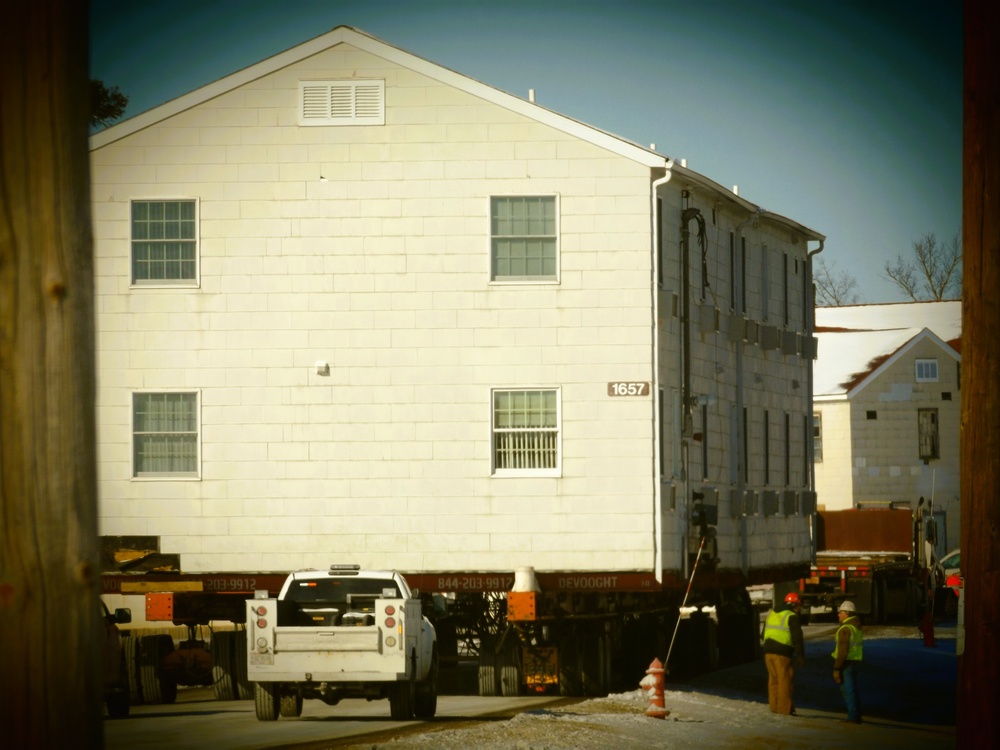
top-left (90, 26), bottom-right (824, 582)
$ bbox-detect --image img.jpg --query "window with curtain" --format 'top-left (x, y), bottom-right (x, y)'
top-left (490, 196), bottom-right (557, 281)
top-left (492, 389), bottom-right (559, 474)
top-left (131, 200), bottom-right (197, 284)
top-left (133, 392), bottom-right (199, 477)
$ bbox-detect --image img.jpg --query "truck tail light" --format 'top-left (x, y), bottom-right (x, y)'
top-left (385, 617), bottom-right (396, 628)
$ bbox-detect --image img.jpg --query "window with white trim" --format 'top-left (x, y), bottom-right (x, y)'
top-left (133, 392), bottom-right (200, 477)
top-left (915, 359), bottom-right (939, 382)
top-left (131, 200), bottom-right (198, 285)
top-left (492, 389), bottom-right (560, 475)
top-left (299, 80), bottom-right (385, 126)
top-left (490, 196), bottom-right (558, 281)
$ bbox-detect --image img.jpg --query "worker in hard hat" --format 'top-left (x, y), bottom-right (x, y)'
top-left (832, 599), bottom-right (864, 724)
top-left (762, 591), bottom-right (806, 715)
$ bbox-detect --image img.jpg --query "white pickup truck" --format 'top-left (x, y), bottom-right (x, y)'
top-left (246, 565), bottom-right (438, 721)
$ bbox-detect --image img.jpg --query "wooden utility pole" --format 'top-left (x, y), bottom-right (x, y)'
top-left (0, 2), bottom-right (103, 748)
top-left (959, 0), bottom-right (1000, 746)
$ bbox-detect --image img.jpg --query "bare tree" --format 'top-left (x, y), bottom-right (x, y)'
top-left (813, 257), bottom-right (861, 306)
top-left (1, 1), bottom-right (101, 748)
top-left (884, 232), bottom-right (962, 301)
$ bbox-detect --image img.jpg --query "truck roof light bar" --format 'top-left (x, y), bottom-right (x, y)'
top-left (328, 564), bottom-right (361, 575)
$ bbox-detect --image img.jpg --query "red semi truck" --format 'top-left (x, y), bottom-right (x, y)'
top-left (779, 505), bottom-right (934, 623)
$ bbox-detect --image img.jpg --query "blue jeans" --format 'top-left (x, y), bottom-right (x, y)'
top-left (839, 662), bottom-right (862, 722)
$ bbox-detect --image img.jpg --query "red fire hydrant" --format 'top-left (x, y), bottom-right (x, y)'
top-left (640, 658), bottom-right (669, 719)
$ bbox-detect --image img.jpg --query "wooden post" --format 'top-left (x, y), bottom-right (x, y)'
top-left (959, 0), bottom-right (1000, 746)
top-left (0, 2), bottom-right (102, 748)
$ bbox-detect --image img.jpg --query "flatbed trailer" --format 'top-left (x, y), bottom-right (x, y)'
top-left (784, 507), bottom-right (927, 623)
top-left (102, 556), bottom-right (806, 701)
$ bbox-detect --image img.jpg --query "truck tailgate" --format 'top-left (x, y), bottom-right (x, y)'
top-left (273, 627), bottom-right (381, 653)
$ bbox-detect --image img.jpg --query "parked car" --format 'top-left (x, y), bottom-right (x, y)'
top-left (102, 600), bottom-right (132, 718)
top-left (939, 548), bottom-right (961, 579)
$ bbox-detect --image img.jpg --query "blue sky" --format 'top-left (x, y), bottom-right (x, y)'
top-left (89, 0), bottom-right (963, 303)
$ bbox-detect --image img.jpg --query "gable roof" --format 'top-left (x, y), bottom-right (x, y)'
top-left (89, 25), bottom-right (667, 166)
top-left (88, 25), bottom-right (823, 243)
top-left (814, 300), bottom-right (962, 401)
top-left (816, 300), bottom-right (961, 340)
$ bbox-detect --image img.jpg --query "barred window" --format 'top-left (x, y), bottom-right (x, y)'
top-left (490, 196), bottom-right (558, 281)
top-left (133, 392), bottom-right (199, 477)
top-left (492, 389), bottom-right (559, 475)
top-left (131, 200), bottom-right (197, 284)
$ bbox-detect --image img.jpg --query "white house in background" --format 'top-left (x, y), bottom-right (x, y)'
top-left (89, 25), bottom-right (824, 580)
top-left (813, 300), bottom-right (961, 554)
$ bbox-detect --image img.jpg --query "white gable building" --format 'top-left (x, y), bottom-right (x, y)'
top-left (813, 300), bottom-right (961, 554)
top-left (90, 26), bottom-right (824, 581)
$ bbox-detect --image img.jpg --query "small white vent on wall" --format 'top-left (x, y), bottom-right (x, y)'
top-left (299, 80), bottom-right (385, 126)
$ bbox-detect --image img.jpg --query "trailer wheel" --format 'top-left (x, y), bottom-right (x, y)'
top-left (122, 635), bottom-right (143, 705)
top-left (254, 681), bottom-right (279, 721)
top-left (138, 634), bottom-right (177, 704)
top-left (498, 636), bottom-right (522, 697)
top-left (477, 635), bottom-right (500, 697)
top-left (414, 648), bottom-right (439, 718)
top-left (279, 692), bottom-right (303, 718)
top-left (558, 633), bottom-right (583, 697)
top-left (580, 629), bottom-right (607, 697)
top-left (213, 630), bottom-right (252, 700)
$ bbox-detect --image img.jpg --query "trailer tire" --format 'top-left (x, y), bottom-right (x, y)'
top-left (213, 630), bottom-right (252, 700)
top-left (279, 692), bottom-right (303, 718)
top-left (580, 629), bottom-right (608, 697)
top-left (254, 681), bottom-right (280, 721)
top-left (558, 633), bottom-right (583, 697)
top-left (138, 634), bottom-right (177, 704)
top-left (477, 635), bottom-right (500, 697)
top-left (498, 637), bottom-right (522, 697)
top-left (122, 635), bottom-right (143, 705)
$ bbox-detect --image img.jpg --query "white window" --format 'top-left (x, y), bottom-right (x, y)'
top-left (490, 196), bottom-right (558, 281)
top-left (492, 389), bottom-right (560, 475)
top-left (131, 200), bottom-right (198, 285)
top-left (132, 392), bottom-right (200, 478)
top-left (299, 80), bottom-right (385, 126)
top-left (915, 359), bottom-right (939, 382)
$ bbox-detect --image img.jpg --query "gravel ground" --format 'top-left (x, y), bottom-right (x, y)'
top-left (337, 624), bottom-right (957, 750)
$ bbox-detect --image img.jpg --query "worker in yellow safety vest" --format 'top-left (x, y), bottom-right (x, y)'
top-left (762, 592), bottom-right (805, 715)
top-left (832, 599), bottom-right (864, 724)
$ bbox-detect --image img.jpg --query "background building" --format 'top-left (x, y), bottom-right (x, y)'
top-left (813, 300), bottom-right (961, 556)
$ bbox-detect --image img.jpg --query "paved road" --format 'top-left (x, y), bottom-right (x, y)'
top-left (103, 690), bottom-right (573, 750)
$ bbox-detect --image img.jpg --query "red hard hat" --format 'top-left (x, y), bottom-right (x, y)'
top-left (784, 592), bottom-right (801, 604)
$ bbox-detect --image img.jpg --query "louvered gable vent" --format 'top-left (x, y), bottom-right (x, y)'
top-left (299, 80), bottom-right (385, 126)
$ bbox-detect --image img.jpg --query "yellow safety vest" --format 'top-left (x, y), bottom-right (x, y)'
top-left (763, 609), bottom-right (794, 646)
top-left (831, 619), bottom-right (863, 661)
